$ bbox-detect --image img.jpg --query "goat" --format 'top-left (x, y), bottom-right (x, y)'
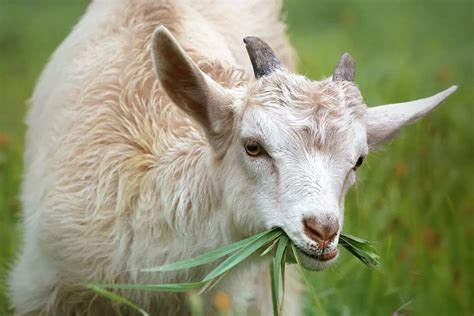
top-left (8, 0), bottom-right (456, 315)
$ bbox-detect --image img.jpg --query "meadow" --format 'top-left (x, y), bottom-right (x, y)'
top-left (0, 0), bottom-right (472, 314)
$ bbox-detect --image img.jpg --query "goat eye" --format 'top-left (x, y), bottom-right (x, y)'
top-left (353, 156), bottom-right (364, 170)
top-left (244, 141), bottom-right (262, 156)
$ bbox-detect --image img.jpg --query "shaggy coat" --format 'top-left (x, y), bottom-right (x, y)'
top-left (8, 0), bottom-right (456, 315)
top-left (9, 0), bottom-right (300, 315)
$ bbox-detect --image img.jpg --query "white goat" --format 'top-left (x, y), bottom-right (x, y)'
top-left (8, 0), bottom-right (456, 315)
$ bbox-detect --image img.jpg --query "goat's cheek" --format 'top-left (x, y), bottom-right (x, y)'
top-left (240, 156), bottom-right (271, 182)
top-left (343, 171), bottom-right (356, 190)
top-left (338, 173), bottom-right (354, 207)
top-left (348, 172), bottom-right (356, 186)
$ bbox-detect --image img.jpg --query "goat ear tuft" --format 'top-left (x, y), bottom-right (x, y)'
top-left (366, 85), bottom-right (458, 148)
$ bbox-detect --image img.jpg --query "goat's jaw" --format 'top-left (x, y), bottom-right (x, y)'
top-left (281, 224), bottom-right (341, 271)
top-left (293, 246), bottom-right (339, 271)
top-left (274, 216), bottom-right (341, 271)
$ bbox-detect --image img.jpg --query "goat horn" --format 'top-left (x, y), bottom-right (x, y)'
top-left (333, 52), bottom-right (355, 82)
top-left (243, 36), bottom-right (284, 78)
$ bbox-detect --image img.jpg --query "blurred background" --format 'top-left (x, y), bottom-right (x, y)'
top-left (0, 0), bottom-right (472, 315)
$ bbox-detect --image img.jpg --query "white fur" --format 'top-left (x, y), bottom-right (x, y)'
top-left (8, 0), bottom-right (455, 315)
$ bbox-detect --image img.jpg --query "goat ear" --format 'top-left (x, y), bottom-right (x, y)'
top-left (366, 86), bottom-right (457, 148)
top-left (151, 26), bottom-right (234, 149)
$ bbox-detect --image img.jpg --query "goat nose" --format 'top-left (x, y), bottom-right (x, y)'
top-left (303, 217), bottom-right (339, 247)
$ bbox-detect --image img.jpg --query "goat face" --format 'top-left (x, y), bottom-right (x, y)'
top-left (151, 26), bottom-right (456, 271)
top-left (224, 72), bottom-right (367, 270)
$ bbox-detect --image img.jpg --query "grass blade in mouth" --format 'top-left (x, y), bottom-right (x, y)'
top-left (142, 229), bottom-right (272, 272)
top-left (339, 233), bottom-right (373, 245)
top-left (339, 233), bottom-right (380, 268)
top-left (290, 244), bottom-right (327, 316)
top-left (202, 229), bottom-right (282, 282)
top-left (89, 228), bottom-right (379, 314)
top-left (89, 281), bottom-right (206, 292)
top-left (89, 230), bottom-right (282, 306)
top-left (271, 234), bottom-right (289, 316)
top-left (270, 262), bottom-right (278, 315)
top-left (86, 285), bottom-right (150, 316)
top-left (279, 246), bottom-right (287, 315)
top-left (260, 238), bottom-right (279, 256)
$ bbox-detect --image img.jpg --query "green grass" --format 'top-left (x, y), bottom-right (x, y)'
top-left (0, 0), bottom-right (473, 314)
top-left (89, 230), bottom-right (285, 316)
top-left (88, 229), bottom-right (377, 315)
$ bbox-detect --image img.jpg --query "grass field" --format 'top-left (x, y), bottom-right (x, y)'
top-left (0, 0), bottom-right (473, 315)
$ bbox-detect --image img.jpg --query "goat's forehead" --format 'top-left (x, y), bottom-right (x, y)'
top-left (240, 72), bottom-right (367, 152)
top-left (247, 72), bottom-right (365, 114)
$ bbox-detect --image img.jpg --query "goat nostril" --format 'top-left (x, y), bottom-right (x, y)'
top-left (303, 217), bottom-right (339, 245)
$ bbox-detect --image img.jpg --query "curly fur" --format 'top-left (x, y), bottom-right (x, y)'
top-left (9, 1), bottom-right (300, 315)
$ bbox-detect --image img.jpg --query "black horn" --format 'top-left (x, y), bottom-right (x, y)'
top-left (243, 36), bottom-right (284, 78)
top-left (333, 53), bottom-right (355, 82)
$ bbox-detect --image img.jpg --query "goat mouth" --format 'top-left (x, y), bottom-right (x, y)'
top-left (299, 248), bottom-right (338, 262)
